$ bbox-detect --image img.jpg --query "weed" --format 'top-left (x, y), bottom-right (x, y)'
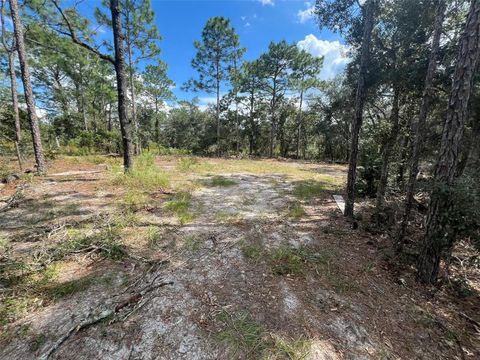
top-left (270, 247), bottom-right (305, 275)
top-left (241, 196), bottom-right (256, 206)
top-left (110, 151), bottom-right (169, 191)
top-left (164, 192), bottom-right (195, 224)
top-left (216, 310), bottom-right (266, 358)
top-left (123, 189), bottom-right (150, 211)
top-left (183, 235), bottom-right (202, 251)
top-left (287, 201), bottom-right (306, 219)
top-left (46, 276), bottom-right (96, 300)
top-left (269, 246), bottom-right (335, 278)
top-left (214, 211), bottom-right (242, 224)
top-left (0, 237), bottom-right (9, 251)
top-left (177, 157), bottom-right (198, 172)
top-left (241, 243), bottom-right (262, 260)
top-left (204, 176), bottom-right (238, 187)
top-left (146, 226), bottom-right (163, 247)
top-left (29, 332), bottom-right (48, 352)
top-left (267, 334), bottom-right (311, 360)
top-left (292, 181), bottom-right (325, 200)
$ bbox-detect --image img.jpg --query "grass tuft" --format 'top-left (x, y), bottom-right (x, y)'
top-left (204, 176), bottom-right (238, 187)
top-left (164, 192), bottom-right (195, 224)
top-left (270, 247), bottom-right (305, 275)
top-left (241, 242), bottom-right (262, 260)
top-left (216, 310), bottom-right (266, 358)
top-left (177, 157), bottom-right (198, 172)
top-left (292, 181), bottom-right (325, 200)
top-left (110, 151), bottom-right (170, 192)
top-left (287, 201), bottom-right (306, 219)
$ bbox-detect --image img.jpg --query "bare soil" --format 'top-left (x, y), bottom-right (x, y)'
top-left (0, 156), bottom-right (478, 360)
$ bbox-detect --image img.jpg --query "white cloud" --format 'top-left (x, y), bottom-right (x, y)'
top-left (297, 6), bottom-right (315, 23)
top-left (297, 34), bottom-right (351, 80)
top-left (245, 22), bottom-right (251, 27)
top-left (258, 0), bottom-right (274, 6)
top-left (241, 16), bottom-right (246, 21)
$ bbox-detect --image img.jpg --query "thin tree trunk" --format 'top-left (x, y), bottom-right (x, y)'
top-left (111, 0), bottom-right (133, 171)
top-left (417, 0), bottom-right (480, 284)
top-left (269, 84), bottom-right (277, 158)
top-left (296, 87), bottom-right (304, 159)
top-left (249, 90), bottom-right (255, 156)
top-left (215, 59), bottom-right (220, 156)
top-left (7, 50), bottom-right (23, 170)
top-left (155, 97), bottom-right (160, 144)
top-left (375, 86), bottom-right (401, 210)
top-left (344, 0), bottom-right (375, 217)
top-left (396, 0), bottom-right (446, 250)
top-left (9, 0), bottom-right (46, 173)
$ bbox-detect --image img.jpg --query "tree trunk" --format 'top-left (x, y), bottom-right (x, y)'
top-left (269, 84), bottom-right (277, 158)
top-left (375, 86), bottom-right (401, 210)
top-left (7, 50), bottom-right (23, 170)
top-left (111, 0), bottom-right (133, 171)
top-left (296, 87), bottom-right (304, 159)
top-left (155, 97), bottom-right (160, 144)
top-left (396, 0), bottom-right (446, 249)
top-left (215, 59), bottom-right (220, 157)
top-left (248, 90), bottom-right (256, 156)
top-left (344, 0), bottom-right (375, 217)
top-left (9, 0), bottom-right (46, 173)
top-left (417, 0), bottom-right (480, 284)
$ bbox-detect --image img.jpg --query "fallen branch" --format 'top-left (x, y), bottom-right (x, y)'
top-left (39, 279), bottom-right (173, 360)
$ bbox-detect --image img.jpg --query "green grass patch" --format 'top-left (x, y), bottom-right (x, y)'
top-left (270, 247), bottom-right (305, 276)
top-left (204, 175), bottom-right (238, 187)
top-left (146, 226), bottom-right (164, 248)
top-left (215, 309), bottom-right (313, 359)
top-left (216, 310), bottom-right (266, 358)
top-left (287, 201), bottom-right (306, 219)
top-left (123, 189), bottom-right (150, 211)
top-left (241, 242), bottom-right (262, 260)
top-left (183, 235), bottom-right (202, 251)
top-left (267, 334), bottom-right (311, 359)
top-left (46, 276), bottom-right (96, 300)
top-left (110, 151), bottom-right (170, 192)
top-left (164, 192), bottom-right (195, 224)
top-left (292, 181), bottom-right (325, 200)
top-left (177, 157), bottom-right (198, 172)
top-left (269, 246), bottom-right (333, 277)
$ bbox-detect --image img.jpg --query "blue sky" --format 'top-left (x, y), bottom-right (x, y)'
top-left (147, 0), bottom-right (349, 106)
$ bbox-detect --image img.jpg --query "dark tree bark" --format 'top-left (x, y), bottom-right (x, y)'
top-left (215, 58), bottom-right (221, 156)
top-left (9, 0), bottom-right (46, 173)
top-left (111, 0), bottom-right (133, 171)
top-left (375, 86), bottom-right (401, 210)
top-left (417, 0), bottom-right (480, 284)
top-left (396, 0), bottom-right (446, 250)
top-left (1, 0), bottom-right (22, 170)
top-left (344, 0), bottom-right (376, 217)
